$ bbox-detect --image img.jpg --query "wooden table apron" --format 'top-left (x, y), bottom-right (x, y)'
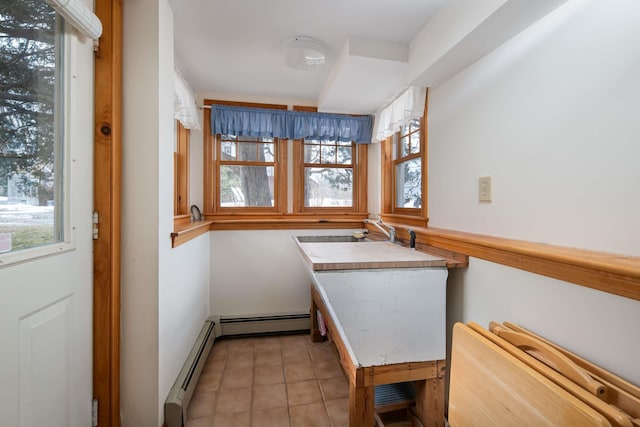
top-left (311, 285), bottom-right (446, 427)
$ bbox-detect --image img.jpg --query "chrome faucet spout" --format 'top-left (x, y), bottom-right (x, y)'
top-left (364, 217), bottom-right (396, 242)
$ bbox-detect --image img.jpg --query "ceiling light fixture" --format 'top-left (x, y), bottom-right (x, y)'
top-left (282, 36), bottom-right (326, 71)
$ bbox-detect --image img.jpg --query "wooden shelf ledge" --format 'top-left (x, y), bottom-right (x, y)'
top-left (170, 220), bottom-right (213, 248)
top-left (385, 223), bottom-right (640, 302)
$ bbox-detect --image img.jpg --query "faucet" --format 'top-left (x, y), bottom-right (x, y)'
top-left (364, 216), bottom-right (396, 242)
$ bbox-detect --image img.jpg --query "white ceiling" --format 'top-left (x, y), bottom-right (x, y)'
top-left (169, 0), bottom-right (446, 114)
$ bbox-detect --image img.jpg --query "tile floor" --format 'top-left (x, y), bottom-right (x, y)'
top-left (186, 333), bottom-right (351, 427)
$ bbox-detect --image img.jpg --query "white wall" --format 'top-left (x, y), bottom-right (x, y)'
top-left (122, 0), bottom-right (210, 425)
top-left (210, 229), bottom-right (358, 317)
top-left (427, 0), bottom-right (640, 385)
top-left (122, 0), bottom-right (160, 422)
top-left (192, 93), bottom-right (364, 319)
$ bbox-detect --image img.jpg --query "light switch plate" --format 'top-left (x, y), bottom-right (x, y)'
top-left (479, 176), bottom-right (492, 202)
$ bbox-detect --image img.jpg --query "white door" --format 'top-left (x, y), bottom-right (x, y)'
top-left (0, 5), bottom-right (94, 426)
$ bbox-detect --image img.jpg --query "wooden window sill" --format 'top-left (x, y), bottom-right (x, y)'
top-left (206, 213), bottom-right (369, 230)
top-left (171, 220), bottom-right (213, 248)
top-left (382, 222), bottom-right (640, 302)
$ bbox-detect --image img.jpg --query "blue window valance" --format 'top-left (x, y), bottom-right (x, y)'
top-left (210, 104), bottom-right (374, 144)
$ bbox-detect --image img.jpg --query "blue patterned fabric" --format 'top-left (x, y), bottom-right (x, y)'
top-left (210, 104), bottom-right (373, 143)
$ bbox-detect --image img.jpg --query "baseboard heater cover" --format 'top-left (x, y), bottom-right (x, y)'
top-left (220, 312), bottom-right (310, 336)
top-left (165, 316), bottom-right (216, 427)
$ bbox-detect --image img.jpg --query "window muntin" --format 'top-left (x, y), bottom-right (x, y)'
top-left (0, 1), bottom-right (63, 253)
top-left (302, 139), bottom-right (354, 208)
top-left (216, 134), bottom-right (278, 208)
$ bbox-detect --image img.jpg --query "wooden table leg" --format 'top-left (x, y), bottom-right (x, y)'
top-left (415, 360), bottom-right (446, 427)
top-left (349, 381), bottom-right (375, 427)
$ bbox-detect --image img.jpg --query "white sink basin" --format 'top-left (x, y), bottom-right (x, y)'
top-left (294, 235), bottom-right (371, 243)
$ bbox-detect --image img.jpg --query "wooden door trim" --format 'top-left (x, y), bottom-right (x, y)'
top-left (94, 0), bottom-right (122, 425)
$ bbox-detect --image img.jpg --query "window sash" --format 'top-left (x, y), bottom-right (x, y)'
top-left (214, 135), bottom-right (281, 211)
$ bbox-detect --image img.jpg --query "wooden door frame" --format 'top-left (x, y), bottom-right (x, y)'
top-left (94, 0), bottom-right (122, 425)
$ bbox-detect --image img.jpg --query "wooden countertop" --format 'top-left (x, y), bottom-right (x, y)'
top-left (296, 240), bottom-right (447, 271)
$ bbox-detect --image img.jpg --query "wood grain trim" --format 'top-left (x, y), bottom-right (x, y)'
top-left (204, 99), bottom-right (288, 110)
top-left (311, 285), bottom-right (356, 384)
top-left (380, 137), bottom-right (393, 214)
top-left (421, 88), bottom-right (429, 221)
top-left (209, 217), bottom-right (365, 231)
top-left (356, 143), bottom-right (368, 213)
top-left (93, 0), bottom-right (122, 425)
top-left (363, 361), bottom-right (439, 386)
top-left (170, 220), bottom-right (213, 248)
top-left (418, 226), bottom-right (640, 301)
top-left (292, 139), bottom-right (303, 212)
top-left (175, 121), bottom-right (189, 216)
top-left (293, 105), bottom-right (318, 112)
top-left (203, 107), bottom-right (214, 213)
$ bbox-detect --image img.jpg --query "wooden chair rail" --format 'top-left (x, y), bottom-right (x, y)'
top-left (388, 225), bottom-right (640, 302)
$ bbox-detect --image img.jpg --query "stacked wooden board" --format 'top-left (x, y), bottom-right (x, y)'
top-left (449, 322), bottom-right (640, 427)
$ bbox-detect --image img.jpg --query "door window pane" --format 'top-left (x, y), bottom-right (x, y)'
top-left (0, 1), bottom-right (63, 253)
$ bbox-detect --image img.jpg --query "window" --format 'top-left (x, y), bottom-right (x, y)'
top-left (217, 134), bottom-right (279, 208)
top-left (0, 1), bottom-right (63, 253)
top-left (395, 119), bottom-right (422, 208)
top-left (203, 100), bottom-right (368, 225)
top-left (294, 138), bottom-right (367, 213)
top-left (381, 108), bottom-right (427, 225)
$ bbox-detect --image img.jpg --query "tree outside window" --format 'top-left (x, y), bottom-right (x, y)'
top-left (217, 135), bottom-right (277, 208)
top-left (302, 139), bottom-right (353, 208)
top-left (0, 0), bottom-right (63, 252)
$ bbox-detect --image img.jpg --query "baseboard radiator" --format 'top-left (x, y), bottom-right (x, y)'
top-left (220, 312), bottom-right (310, 336)
top-left (165, 316), bottom-right (216, 427)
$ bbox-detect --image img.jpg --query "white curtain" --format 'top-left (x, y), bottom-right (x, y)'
top-left (174, 69), bottom-right (201, 131)
top-left (374, 86), bottom-right (427, 142)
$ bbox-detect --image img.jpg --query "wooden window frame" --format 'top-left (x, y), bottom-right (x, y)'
top-left (292, 105), bottom-right (368, 215)
top-left (381, 89), bottom-right (429, 228)
top-left (293, 139), bottom-right (367, 214)
top-left (174, 120), bottom-right (190, 218)
top-left (203, 99), bottom-right (288, 216)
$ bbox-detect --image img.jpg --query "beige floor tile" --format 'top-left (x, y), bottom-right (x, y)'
top-left (280, 334), bottom-right (309, 348)
top-left (308, 343), bottom-right (337, 362)
top-left (282, 348), bottom-right (311, 365)
top-left (284, 363), bottom-right (316, 383)
top-left (289, 402), bottom-right (331, 427)
top-left (255, 349), bottom-right (283, 367)
top-left (186, 416), bottom-right (213, 427)
top-left (254, 336), bottom-right (282, 351)
top-left (313, 358), bottom-right (345, 380)
top-left (318, 377), bottom-right (349, 401)
top-left (252, 383), bottom-right (287, 410)
top-left (286, 380), bottom-right (322, 406)
top-left (226, 351), bottom-right (254, 370)
top-left (205, 355), bottom-right (227, 373)
top-left (325, 398), bottom-right (349, 427)
top-left (211, 412), bottom-right (250, 427)
top-left (221, 367), bottom-right (253, 390)
top-left (212, 342), bottom-right (229, 356)
top-left (216, 387), bottom-right (252, 414)
top-left (227, 338), bottom-right (256, 354)
top-left (197, 370), bottom-right (223, 392)
top-left (188, 391), bottom-right (217, 419)
top-left (251, 407), bottom-right (291, 427)
top-left (254, 365), bottom-right (285, 386)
